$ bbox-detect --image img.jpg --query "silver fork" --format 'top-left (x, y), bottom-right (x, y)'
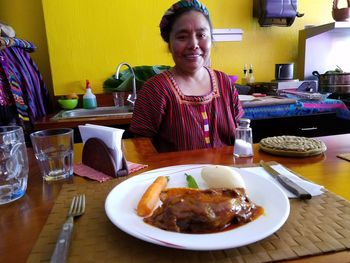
top-left (50, 194), bottom-right (86, 263)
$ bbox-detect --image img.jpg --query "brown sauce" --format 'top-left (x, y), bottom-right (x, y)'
top-left (217, 205), bottom-right (265, 233)
top-left (181, 205), bottom-right (265, 234)
top-left (144, 205), bottom-right (265, 234)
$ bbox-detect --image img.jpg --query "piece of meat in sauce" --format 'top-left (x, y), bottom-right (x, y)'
top-left (143, 187), bottom-right (257, 233)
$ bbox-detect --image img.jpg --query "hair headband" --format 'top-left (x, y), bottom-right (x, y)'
top-left (160, 0), bottom-right (210, 42)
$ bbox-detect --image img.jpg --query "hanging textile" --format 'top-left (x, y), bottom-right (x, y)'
top-left (0, 36), bottom-right (51, 139)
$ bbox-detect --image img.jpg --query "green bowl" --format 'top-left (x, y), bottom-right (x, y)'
top-left (58, 99), bottom-right (78, 110)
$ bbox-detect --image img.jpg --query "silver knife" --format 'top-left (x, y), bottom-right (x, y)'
top-left (260, 161), bottom-right (312, 200)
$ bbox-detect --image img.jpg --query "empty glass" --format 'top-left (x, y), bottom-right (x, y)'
top-left (112, 92), bottom-right (127, 107)
top-left (30, 128), bottom-right (74, 181)
top-left (0, 126), bottom-right (29, 205)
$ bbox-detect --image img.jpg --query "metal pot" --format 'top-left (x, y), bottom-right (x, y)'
top-left (312, 70), bottom-right (350, 94)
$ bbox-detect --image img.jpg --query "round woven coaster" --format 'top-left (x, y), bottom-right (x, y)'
top-left (259, 135), bottom-right (327, 157)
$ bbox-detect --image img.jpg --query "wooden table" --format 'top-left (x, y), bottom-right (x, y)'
top-left (1, 134), bottom-right (350, 263)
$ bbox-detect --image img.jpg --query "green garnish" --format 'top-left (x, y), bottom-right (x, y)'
top-left (185, 173), bottom-right (199, 188)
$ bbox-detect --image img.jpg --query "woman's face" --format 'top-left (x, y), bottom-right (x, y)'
top-left (169, 10), bottom-right (212, 74)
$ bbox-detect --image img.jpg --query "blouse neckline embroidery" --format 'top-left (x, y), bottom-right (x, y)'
top-left (165, 67), bottom-right (220, 104)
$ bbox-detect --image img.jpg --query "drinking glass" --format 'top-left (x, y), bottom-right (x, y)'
top-left (0, 126), bottom-right (29, 204)
top-left (30, 128), bottom-right (74, 181)
top-left (112, 92), bottom-right (126, 107)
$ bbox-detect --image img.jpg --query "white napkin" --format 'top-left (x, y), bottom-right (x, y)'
top-left (78, 124), bottom-right (125, 170)
top-left (240, 164), bottom-right (324, 198)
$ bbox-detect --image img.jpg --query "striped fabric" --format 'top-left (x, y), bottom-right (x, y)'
top-left (0, 56), bottom-right (13, 106)
top-left (1, 54), bottom-right (29, 120)
top-left (0, 36), bottom-right (36, 52)
top-left (0, 37), bottom-right (51, 140)
top-left (130, 67), bottom-right (244, 152)
top-left (243, 98), bottom-right (350, 120)
top-left (200, 105), bottom-right (210, 145)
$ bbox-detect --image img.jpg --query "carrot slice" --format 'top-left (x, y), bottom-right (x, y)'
top-left (136, 176), bottom-right (168, 217)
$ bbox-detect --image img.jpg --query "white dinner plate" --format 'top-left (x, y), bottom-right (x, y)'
top-left (105, 164), bottom-right (290, 250)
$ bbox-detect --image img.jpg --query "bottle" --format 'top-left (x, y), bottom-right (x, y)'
top-left (247, 64), bottom-right (255, 84)
top-left (234, 118), bottom-right (253, 157)
top-left (241, 64), bottom-right (248, 85)
top-left (83, 80), bottom-right (97, 109)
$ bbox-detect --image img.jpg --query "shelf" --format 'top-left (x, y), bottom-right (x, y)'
top-left (212, 28), bottom-right (243, 42)
top-left (301, 22), bottom-right (350, 38)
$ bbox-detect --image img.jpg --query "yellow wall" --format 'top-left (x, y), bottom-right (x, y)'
top-left (2, 0), bottom-right (334, 96)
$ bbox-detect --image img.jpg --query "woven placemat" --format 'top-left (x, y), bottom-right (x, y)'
top-left (28, 175), bottom-right (350, 263)
top-left (259, 136), bottom-right (327, 157)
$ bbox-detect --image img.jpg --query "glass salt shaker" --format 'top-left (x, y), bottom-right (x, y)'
top-left (234, 118), bottom-right (253, 157)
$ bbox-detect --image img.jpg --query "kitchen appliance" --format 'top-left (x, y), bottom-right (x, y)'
top-left (249, 80), bottom-right (318, 95)
top-left (273, 80), bottom-right (317, 91)
top-left (253, 0), bottom-right (303, 27)
top-left (275, 63), bottom-right (294, 80)
top-left (312, 68), bottom-right (350, 94)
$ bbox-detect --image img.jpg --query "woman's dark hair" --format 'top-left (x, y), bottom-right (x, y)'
top-left (160, 8), bottom-right (213, 43)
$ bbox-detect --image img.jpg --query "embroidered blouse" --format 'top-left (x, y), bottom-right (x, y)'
top-left (129, 67), bottom-right (244, 152)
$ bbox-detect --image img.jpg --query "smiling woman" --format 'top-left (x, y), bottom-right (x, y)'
top-left (130, 0), bottom-right (244, 152)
